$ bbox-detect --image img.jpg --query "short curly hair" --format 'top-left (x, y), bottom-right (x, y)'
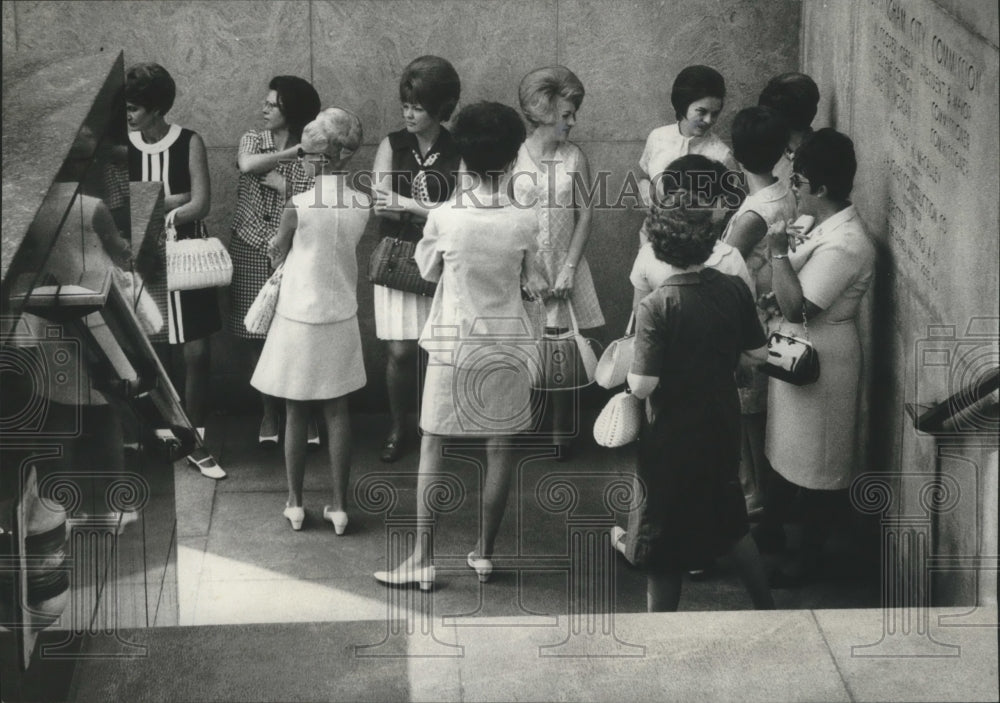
top-left (452, 101), bottom-right (526, 179)
top-left (670, 65), bottom-right (725, 121)
top-left (518, 65), bottom-right (585, 129)
top-left (645, 198), bottom-right (719, 268)
top-left (125, 63), bottom-right (176, 116)
top-left (399, 55), bottom-right (461, 122)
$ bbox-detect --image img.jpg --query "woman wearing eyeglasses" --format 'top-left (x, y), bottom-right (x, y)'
top-left (227, 76), bottom-right (321, 448)
top-left (755, 129), bottom-right (876, 587)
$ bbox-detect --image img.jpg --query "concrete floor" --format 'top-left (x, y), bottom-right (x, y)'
top-left (62, 412), bottom-right (999, 702)
top-left (175, 412), bottom-right (881, 627)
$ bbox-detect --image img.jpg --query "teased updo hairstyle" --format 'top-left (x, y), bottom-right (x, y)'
top-left (399, 55), bottom-right (461, 122)
top-left (452, 102), bottom-right (526, 179)
top-left (758, 72), bottom-right (820, 132)
top-left (125, 63), bottom-right (176, 116)
top-left (518, 65), bottom-right (585, 129)
top-left (268, 75), bottom-right (321, 143)
top-left (793, 128), bottom-right (856, 202)
top-left (731, 106), bottom-right (790, 174)
top-left (656, 153), bottom-right (730, 207)
top-left (304, 107), bottom-right (364, 161)
top-left (670, 65), bottom-right (726, 121)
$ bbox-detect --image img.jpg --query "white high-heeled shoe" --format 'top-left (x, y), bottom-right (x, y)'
top-left (373, 563), bottom-right (435, 591)
top-left (466, 552), bottom-right (493, 583)
top-left (610, 526), bottom-right (628, 557)
top-left (322, 506), bottom-right (348, 535)
top-left (283, 504), bottom-right (305, 531)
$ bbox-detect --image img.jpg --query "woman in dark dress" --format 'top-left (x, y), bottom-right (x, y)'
top-left (371, 56), bottom-right (462, 462)
top-left (615, 195), bottom-right (774, 612)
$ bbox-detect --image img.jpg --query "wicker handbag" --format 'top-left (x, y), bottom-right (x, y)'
top-left (595, 312), bottom-right (635, 389)
top-left (244, 262), bottom-right (284, 335)
top-left (165, 209), bottom-right (233, 292)
top-left (761, 305), bottom-right (820, 386)
top-left (593, 387), bottom-right (643, 447)
top-left (368, 236), bottom-right (437, 297)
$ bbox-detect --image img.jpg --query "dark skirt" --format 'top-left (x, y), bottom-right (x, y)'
top-left (625, 386), bottom-right (749, 573)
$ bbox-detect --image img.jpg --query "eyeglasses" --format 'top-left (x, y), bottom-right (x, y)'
top-left (262, 100), bottom-right (280, 111)
top-left (790, 173), bottom-right (810, 189)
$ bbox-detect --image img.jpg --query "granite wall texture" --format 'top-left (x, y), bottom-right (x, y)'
top-left (2, 0), bottom-right (801, 410)
top-left (801, 0), bottom-right (999, 607)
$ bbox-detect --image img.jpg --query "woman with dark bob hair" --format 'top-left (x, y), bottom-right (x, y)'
top-left (227, 75), bottom-right (321, 448)
top-left (612, 194), bottom-right (774, 612)
top-left (374, 102), bottom-right (543, 589)
top-left (125, 62), bottom-right (224, 479)
top-left (637, 64), bottom-right (737, 210)
top-left (758, 72), bottom-right (821, 183)
top-left (756, 128), bottom-right (875, 587)
top-left (371, 56), bottom-right (463, 463)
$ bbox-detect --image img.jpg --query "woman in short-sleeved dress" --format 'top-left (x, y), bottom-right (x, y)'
top-left (227, 76), bottom-right (320, 444)
top-left (371, 56), bottom-right (462, 462)
top-left (615, 201), bottom-right (773, 612)
top-left (513, 66), bottom-right (604, 458)
top-left (758, 129), bottom-right (876, 586)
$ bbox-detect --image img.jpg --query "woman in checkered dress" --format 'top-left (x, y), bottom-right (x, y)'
top-left (228, 76), bottom-right (321, 444)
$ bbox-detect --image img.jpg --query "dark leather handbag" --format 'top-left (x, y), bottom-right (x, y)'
top-left (760, 305), bottom-right (820, 386)
top-left (368, 236), bottom-right (437, 297)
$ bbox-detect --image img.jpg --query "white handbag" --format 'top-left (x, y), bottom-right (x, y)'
top-left (533, 302), bottom-right (599, 391)
top-left (595, 312), bottom-right (635, 389)
top-left (165, 209), bottom-right (233, 292)
top-left (593, 387), bottom-right (643, 448)
top-left (244, 263), bottom-right (284, 335)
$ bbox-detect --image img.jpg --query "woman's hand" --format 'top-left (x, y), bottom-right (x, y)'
top-left (372, 186), bottom-right (406, 213)
top-left (550, 264), bottom-right (576, 300)
top-left (261, 170), bottom-right (285, 193)
top-left (267, 237), bottom-right (289, 268)
top-left (767, 218), bottom-right (810, 256)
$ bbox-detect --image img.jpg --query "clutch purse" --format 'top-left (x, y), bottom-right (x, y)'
top-left (593, 387), bottom-right (643, 447)
top-left (533, 302), bottom-right (599, 391)
top-left (165, 209), bottom-right (233, 292)
top-left (368, 236), bottom-right (437, 297)
top-left (244, 262), bottom-right (284, 335)
top-left (595, 312), bottom-right (635, 389)
top-left (760, 305), bottom-right (820, 386)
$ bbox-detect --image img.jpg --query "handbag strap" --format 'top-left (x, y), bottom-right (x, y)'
top-left (165, 209), bottom-right (179, 242)
top-left (625, 311), bottom-right (635, 336)
top-left (801, 303), bottom-right (810, 340)
top-left (566, 299), bottom-right (581, 335)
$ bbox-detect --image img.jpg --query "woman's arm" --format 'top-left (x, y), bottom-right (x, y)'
top-left (238, 144), bottom-right (300, 175)
top-left (725, 211), bottom-right (767, 260)
top-left (171, 133), bottom-right (211, 227)
top-left (267, 205), bottom-right (298, 267)
top-left (371, 136), bottom-right (440, 223)
top-left (551, 146), bottom-right (594, 299)
top-left (767, 222), bottom-right (823, 323)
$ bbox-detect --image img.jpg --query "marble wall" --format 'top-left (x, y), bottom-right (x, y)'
top-left (3, 0), bottom-right (800, 409)
top-left (801, 0), bottom-right (999, 606)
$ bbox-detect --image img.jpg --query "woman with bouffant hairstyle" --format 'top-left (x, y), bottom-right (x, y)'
top-left (611, 198), bottom-right (774, 612)
top-left (371, 55), bottom-right (463, 464)
top-left (512, 65), bottom-right (604, 460)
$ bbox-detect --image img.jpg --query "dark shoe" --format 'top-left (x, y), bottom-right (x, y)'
top-left (751, 524), bottom-right (787, 554)
top-left (380, 434), bottom-right (404, 463)
top-left (768, 561), bottom-right (820, 589)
